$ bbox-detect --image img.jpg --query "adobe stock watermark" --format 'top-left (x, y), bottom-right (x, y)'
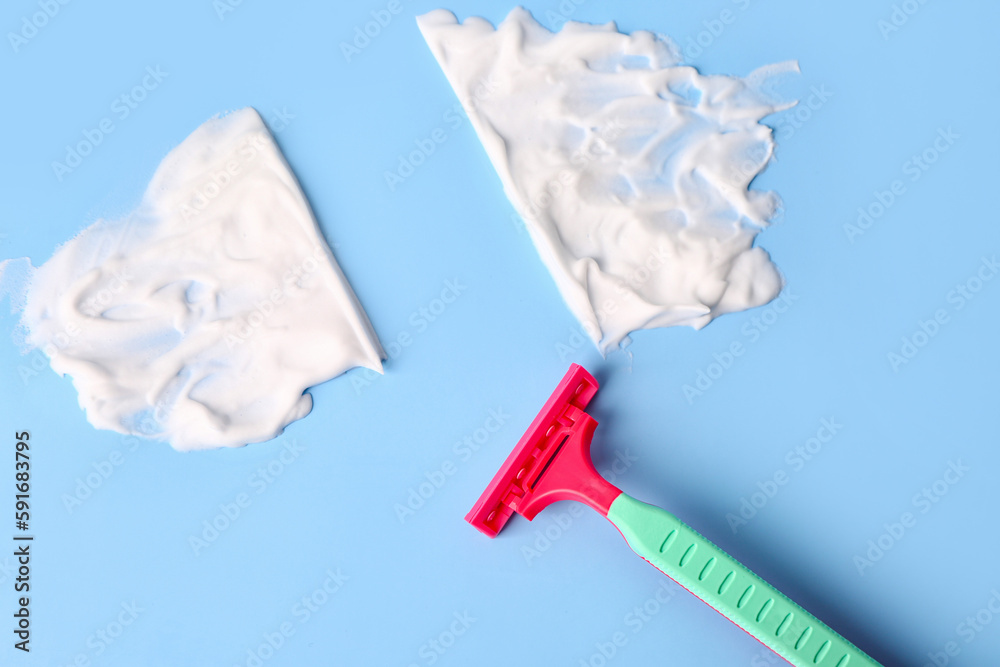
top-left (179, 108), bottom-right (294, 218)
top-left (384, 76), bottom-right (499, 192)
top-left (61, 434), bottom-right (142, 513)
top-left (521, 449), bottom-right (638, 565)
top-left (394, 407), bottom-right (511, 523)
top-left (554, 242), bottom-right (672, 361)
top-left (878, 0), bottom-right (933, 40)
top-left (923, 588), bottom-right (1000, 667)
top-left (16, 320), bottom-right (80, 385)
top-left (233, 567), bottom-right (348, 667)
top-left (852, 459), bottom-right (969, 576)
top-left (504, 116), bottom-right (623, 239)
top-left (352, 278), bottom-right (468, 394)
top-left (16, 266), bottom-right (133, 385)
top-left (555, 325), bottom-right (596, 362)
top-left (406, 611), bottom-right (477, 667)
top-left (78, 267), bottom-right (134, 317)
top-left (266, 107), bottom-right (294, 133)
top-left (179, 132), bottom-right (270, 219)
top-left (750, 646), bottom-right (788, 667)
top-left (59, 397), bottom-right (168, 514)
top-left (578, 581), bottom-right (679, 667)
top-left (7, 0), bottom-right (71, 54)
top-left (681, 288), bottom-right (798, 404)
top-left (518, 117), bottom-right (624, 226)
top-left (724, 142), bottom-right (787, 232)
top-left (772, 84), bottom-right (833, 143)
top-left (887, 255), bottom-right (997, 372)
top-left (223, 246), bottom-right (330, 349)
top-left (51, 65), bottom-right (169, 181)
top-left (339, 0), bottom-right (413, 63)
top-left (540, 0), bottom-right (591, 31)
top-left (179, 109), bottom-right (297, 220)
top-left (723, 72), bottom-right (831, 224)
top-left (843, 126), bottom-right (958, 244)
top-left (188, 439), bottom-right (306, 556)
top-left (60, 600), bottom-right (144, 666)
top-left (212, 0), bottom-right (250, 21)
top-left (726, 417), bottom-right (844, 534)
top-left (677, 0), bottom-right (758, 62)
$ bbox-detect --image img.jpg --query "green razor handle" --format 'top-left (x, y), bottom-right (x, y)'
top-left (608, 493), bottom-right (880, 667)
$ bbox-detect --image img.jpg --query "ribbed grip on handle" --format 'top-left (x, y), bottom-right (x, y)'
top-left (606, 494), bottom-right (881, 667)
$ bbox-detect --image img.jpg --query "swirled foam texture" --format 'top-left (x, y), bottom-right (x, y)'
top-left (418, 8), bottom-right (796, 354)
top-left (13, 108), bottom-right (384, 451)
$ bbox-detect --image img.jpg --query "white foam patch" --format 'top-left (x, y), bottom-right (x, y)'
top-left (418, 7), bottom-right (797, 354)
top-left (14, 108), bottom-right (384, 451)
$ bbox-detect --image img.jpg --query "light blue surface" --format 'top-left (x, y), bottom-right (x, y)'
top-left (1, 1), bottom-right (998, 665)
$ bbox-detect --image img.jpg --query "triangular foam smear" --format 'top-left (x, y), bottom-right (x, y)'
top-left (18, 108), bottom-right (384, 450)
top-left (419, 7), bottom-right (797, 354)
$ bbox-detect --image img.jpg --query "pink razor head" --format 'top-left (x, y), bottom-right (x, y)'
top-left (466, 364), bottom-right (623, 537)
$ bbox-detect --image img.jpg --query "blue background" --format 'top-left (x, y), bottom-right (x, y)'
top-left (1, 0), bottom-right (998, 665)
